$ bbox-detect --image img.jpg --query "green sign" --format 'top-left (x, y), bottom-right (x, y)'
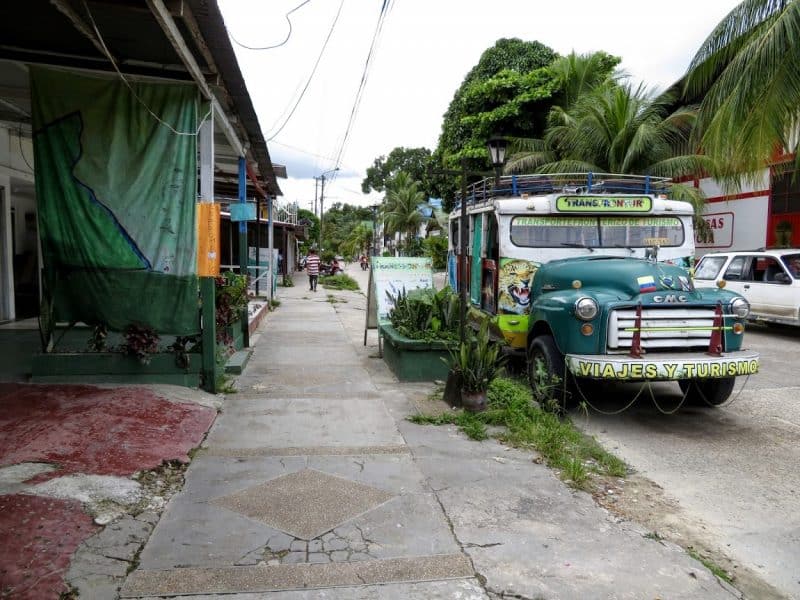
top-left (230, 203), bottom-right (256, 222)
top-left (556, 196), bottom-right (652, 212)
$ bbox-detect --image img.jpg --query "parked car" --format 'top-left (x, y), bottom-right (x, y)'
top-left (694, 249), bottom-right (800, 326)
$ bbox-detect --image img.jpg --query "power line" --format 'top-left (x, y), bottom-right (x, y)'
top-left (331, 0), bottom-right (394, 179)
top-left (266, 0), bottom-right (345, 141)
top-left (228, 0), bottom-right (312, 51)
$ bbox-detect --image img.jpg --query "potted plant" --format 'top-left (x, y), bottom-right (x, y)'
top-left (381, 287), bottom-right (460, 381)
top-left (447, 320), bottom-right (506, 412)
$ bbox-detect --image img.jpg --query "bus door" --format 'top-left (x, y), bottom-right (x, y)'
top-left (481, 213), bottom-right (499, 314)
top-left (470, 213), bottom-right (483, 305)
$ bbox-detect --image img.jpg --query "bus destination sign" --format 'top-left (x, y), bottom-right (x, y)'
top-left (556, 196), bottom-right (652, 212)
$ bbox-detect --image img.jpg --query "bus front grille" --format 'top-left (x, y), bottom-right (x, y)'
top-left (607, 307), bottom-right (718, 351)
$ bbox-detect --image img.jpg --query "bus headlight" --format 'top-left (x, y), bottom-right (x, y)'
top-left (730, 297), bottom-right (750, 318)
top-left (575, 297), bottom-right (599, 321)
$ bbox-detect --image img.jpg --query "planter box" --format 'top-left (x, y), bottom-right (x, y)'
top-left (31, 352), bottom-right (202, 387)
top-left (381, 324), bottom-right (453, 382)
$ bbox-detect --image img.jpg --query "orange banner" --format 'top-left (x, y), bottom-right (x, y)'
top-left (197, 202), bottom-right (220, 277)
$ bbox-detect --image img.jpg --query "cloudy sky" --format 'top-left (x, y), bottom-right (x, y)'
top-left (218, 0), bottom-right (741, 211)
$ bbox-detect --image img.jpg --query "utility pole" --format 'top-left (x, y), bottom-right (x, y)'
top-left (317, 167), bottom-right (338, 250)
top-left (319, 174), bottom-right (326, 250)
top-left (313, 177), bottom-right (319, 218)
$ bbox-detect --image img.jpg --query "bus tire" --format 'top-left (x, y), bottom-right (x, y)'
top-left (678, 377), bottom-right (735, 406)
top-left (527, 335), bottom-right (575, 412)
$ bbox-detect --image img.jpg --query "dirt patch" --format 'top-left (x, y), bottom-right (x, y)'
top-left (591, 473), bottom-right (787, 600)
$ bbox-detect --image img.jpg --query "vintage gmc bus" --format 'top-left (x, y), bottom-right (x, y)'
top-left (448, 173), bottom-right (760, 407)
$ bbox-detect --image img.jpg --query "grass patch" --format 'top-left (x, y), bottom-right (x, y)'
top-left (269, 298), bottom-right (281, 309)
top-left (686, 547), bottom-right (734, 584)
top-left (409, 376), bottom-right (626, 488)
top-left (320, 273), bottom-right (359, 291)
top-left (326, 294), bottom-right (347, 304)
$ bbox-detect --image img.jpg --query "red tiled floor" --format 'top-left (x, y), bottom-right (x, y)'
top-left (0, 494), bottom-right (98, 599)
top-left (0, 384), bottom-right (216, 479)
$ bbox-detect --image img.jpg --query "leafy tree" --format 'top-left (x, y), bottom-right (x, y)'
top-left (505, 83), bottom-right (715, 230)
top-left (321, 203), bottom-right (372, 255)
top-left (684, 0), bottom-right (800, 178)
top-left (432, 43), bottom-right (622, 209)
top-left (382, 172), bottom-right (427, 254)
top-left (339, 222), bottom-right (374, 259)
top-left (437, 39), bottom-right (557, 166)
top-left (297, 209), bottom-right (319, 253)
top-left (422, 235), bottom-right (448, 270)
top-left (362, 147), bottom-right (434, 195)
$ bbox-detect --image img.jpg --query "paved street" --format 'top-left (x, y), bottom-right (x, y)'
top-left (120, 264), bottom-right (738, 599)
top-left (574, 324), bottom-right (800, 600)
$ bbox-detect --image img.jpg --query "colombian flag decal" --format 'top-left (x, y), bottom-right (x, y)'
top-left (637, 275), bottom-right (657, 293)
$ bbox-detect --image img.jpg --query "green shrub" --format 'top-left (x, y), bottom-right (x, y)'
top-left (422, 235), bottom-right (448, 270)
top-left (448, 320), bottom-right (507, 393)
top-left (387, 286), bottom-right (460, 342)
top-left (320, 273), bottom-right (360, 291)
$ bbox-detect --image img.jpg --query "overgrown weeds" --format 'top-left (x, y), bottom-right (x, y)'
top-left (410, 376), bottom-right (626, 488)
top-left (320, 274), bottom-right (359, 291)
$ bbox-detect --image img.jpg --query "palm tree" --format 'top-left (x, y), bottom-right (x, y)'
top-left (505, 83), bottom-right (715, 216)
top-left (382, 172), bottom-right (426, 255)
top-left (340, 222), bottom-right (373, 259)
top-left (684, 0), bottom-right (800, 177)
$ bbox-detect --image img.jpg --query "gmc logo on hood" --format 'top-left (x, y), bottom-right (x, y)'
top-left (653, 294), bottom-right (688, 303)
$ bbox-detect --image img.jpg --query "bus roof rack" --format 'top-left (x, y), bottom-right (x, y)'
top-left (453, 172), bottom-right (671, 208)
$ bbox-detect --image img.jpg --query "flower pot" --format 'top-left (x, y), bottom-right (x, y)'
top-left (461, 389), bottom-right (487, 413)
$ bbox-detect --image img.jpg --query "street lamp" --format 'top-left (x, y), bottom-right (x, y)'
top-left (317, 167), bottom-right (339, 250)
top-left (487, 136), bottom-right (508, 185)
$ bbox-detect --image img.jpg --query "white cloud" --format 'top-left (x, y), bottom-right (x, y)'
top-left (219, 0), bottom-right (740, 208)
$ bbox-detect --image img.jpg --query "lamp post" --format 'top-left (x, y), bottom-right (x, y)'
top-left (369, 204), bottom-right (380, 257)
top-left (317, 167), bottom-right (339, 250)
top-left (429, 137), bottom-right (507, 345)
top-left (487, 136), bottom-right (508, 186)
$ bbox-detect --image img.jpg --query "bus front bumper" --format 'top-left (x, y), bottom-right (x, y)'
top-left (565, 350), bottom-right (760, 381)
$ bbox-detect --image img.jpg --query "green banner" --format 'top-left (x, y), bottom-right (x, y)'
top-left (31, 67), bottom-right (200, 333)
top-left (556, 196), bottom-right (652, 212)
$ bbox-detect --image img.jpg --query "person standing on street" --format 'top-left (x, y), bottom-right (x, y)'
top-left (306, 247), bottom-right (321, 291)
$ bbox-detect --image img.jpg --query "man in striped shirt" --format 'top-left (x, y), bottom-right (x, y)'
top-left (305, 247), bottom-right (321, 291)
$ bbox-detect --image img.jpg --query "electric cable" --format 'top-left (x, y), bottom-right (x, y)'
top-left (266, 0), bottom-right (345, 141)
top-left (17, 129), bottom-right (34, 173)
top-left (228, 0), bottom-right (312, 50)
top-left (330, 0), bottom-right (393, 178)
top-left (82, 0), bottom-right (211, 136)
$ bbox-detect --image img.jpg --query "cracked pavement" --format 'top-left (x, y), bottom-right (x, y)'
top-left (118, 266), bottom-right (744, 599)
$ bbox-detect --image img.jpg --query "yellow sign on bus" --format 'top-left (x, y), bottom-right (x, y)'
top-left (557, 196), bottom-right (652, 212)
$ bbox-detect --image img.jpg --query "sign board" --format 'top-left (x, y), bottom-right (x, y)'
top-left (230, 203), bottom-right (257, 222)
top-left (556, 196), bottom-right (652, 212)
top-left (197, 202), bottom-right (220, 276)
top-left (364, 257), bottom-right (434, 347)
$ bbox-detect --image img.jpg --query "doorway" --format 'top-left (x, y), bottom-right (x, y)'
top-left (0, 186), bottom-right (14, 322)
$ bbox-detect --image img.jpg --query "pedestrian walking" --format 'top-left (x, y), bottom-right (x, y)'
top-left (305, 247), bottom-right (321, 291)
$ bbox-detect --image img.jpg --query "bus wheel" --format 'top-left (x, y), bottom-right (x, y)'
top-left (678, 377), bottom-right (735, 406)
top-left (527, 335), bottom-right (574, 412)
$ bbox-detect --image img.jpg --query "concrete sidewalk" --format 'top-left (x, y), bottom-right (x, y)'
top-left (121, 267), bottom-right (740, 599)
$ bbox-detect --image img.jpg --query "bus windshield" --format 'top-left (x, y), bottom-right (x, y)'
top-left (510, 215), bottom-right (685, 248)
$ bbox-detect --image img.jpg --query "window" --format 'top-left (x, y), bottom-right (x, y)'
top-left (599, 217), bottom-right (684, 247)
top-left (511, 216), bottom-right (599, 247)
top-left (510, 215), bottom-right (684, 248)
top-left (723, 256), bottom-right (751, 280)
top-left (771, 168), bottom-right (800, 214)
top-left (694, 256), bottom-right (727, 279)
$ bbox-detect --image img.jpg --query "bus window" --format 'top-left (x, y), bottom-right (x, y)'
top-left (511, 216), bottom-right (599, 247)
top-left (599, 217), bottom-right (684, 247)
